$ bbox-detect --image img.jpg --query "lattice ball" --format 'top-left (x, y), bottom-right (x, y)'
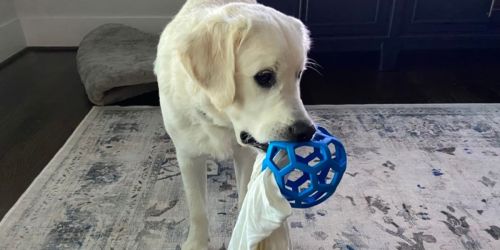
top-left (262, 126), bottom-right (347, 208)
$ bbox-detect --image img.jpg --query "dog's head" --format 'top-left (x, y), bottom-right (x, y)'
top-left (179, 3), bottom-right (314, 151)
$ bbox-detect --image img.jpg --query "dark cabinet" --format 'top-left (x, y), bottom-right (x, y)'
top-left (259, 0), bottom-right (301, 17)
top-left (490, 0), bottom-right (500, 23)
top-left (402, 0), bottom-right (494, 34)
top-left (412, 0), bottom-right (491, 21)
top-left (304, 0), bottom-right (392, 37)
top-left (259, 0), bottom-right (500, 70)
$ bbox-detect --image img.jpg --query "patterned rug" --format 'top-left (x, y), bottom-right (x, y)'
top-left (1, 104), bottom-right (499, 250)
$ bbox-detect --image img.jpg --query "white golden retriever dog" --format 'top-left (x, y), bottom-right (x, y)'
top-left (154, 0), bottom-right (315, 248)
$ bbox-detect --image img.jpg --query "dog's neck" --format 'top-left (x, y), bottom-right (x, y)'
top-left (194, 94), bottom-right (233, 129)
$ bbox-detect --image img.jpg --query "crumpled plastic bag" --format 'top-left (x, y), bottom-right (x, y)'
top-left (228, 153), bottom-right (292, 250)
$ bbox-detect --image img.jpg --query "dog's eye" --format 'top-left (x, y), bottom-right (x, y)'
top-left (254, 70), bottom-right (276, 88)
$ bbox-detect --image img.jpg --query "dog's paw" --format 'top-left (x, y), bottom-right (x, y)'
top-left (182, 240), bottom-right (208, 250)
top-left (182, 220), bottom-right (209, 250)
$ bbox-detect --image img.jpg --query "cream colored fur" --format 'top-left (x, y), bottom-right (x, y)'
top-left (154, 0), bottom-right (312, 249)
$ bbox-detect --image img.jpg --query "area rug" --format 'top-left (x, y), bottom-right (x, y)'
top-left (1, 104), bottom-right (499, 250)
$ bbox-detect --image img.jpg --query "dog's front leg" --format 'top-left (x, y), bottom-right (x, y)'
top-left (177, 152), bottom-right (209, 250)
top-left (233, 145), bottom-right (256, 208)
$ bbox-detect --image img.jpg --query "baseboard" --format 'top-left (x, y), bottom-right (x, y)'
top-left (0, 48), bottom-right (27, 69)
top-left (0, 19), bottom-right (27, 63)
top-left (27, 46), bottom-right (78, 51)
top-left (20, 16), bottom-right (173, 47)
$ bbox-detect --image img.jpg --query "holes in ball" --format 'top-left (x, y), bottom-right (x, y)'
top-left (294, 146), bottom-right (315, 159)
top-left (298, 179), bottom-right (311, 193)
top-left (309, 190), bottom-right (329, 201)
top-left (272, 148), bottom-right (290, 170)
top-left (284, 169), bottom-right (309, 193)
top-left (317, 166), bottom-right (335, 185)
top-left (308, 157), bottom-right (322, 167)
top-left (313, 133), bottom-right (325, 141)
top-left (287, 169), bottom-right (305, 182)
top-left (327, 142), bottom-right (337, 159)
top-left (295, 146), bottom-right (324, 167)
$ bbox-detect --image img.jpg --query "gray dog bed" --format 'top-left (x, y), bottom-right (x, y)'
top-left (77, 24), bottom-right (160, 105)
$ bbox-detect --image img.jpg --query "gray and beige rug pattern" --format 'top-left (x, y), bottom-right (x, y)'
top-left (0, 104), bottom-right (499, 249)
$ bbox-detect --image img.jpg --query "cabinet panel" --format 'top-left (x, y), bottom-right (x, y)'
top-left (304, 0), bottom-right (393, 37)
top-left (258, 0), bottom-right (301, 18)
top-left (305, 0), bottom-right (379, 24)
top-left (413, 0), bottom-right (491, 22)
top-left (490, 0), bottom-right (500, 23)
top-left (402, 0), bottom-right (495, 34)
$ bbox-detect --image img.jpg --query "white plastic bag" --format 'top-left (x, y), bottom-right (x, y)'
top-left (228, 153), bottom-right (292, 250)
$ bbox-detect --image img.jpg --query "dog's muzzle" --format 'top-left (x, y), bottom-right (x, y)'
top-left (240, 131), bottom-right (269, 151)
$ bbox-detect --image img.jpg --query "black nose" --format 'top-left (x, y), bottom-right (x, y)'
top-left (289, 121), bottom-right (316, 142)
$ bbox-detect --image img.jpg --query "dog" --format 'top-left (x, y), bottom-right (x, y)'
top-left (154, 0), bottom-right (315, 249)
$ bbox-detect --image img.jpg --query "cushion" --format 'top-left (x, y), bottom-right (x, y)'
top-left (77, 24), bottom-right (159, 105)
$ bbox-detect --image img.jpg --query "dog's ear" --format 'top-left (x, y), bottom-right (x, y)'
top-left (178, 11), bottom-right (250, 109)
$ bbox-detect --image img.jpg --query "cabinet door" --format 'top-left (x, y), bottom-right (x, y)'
top-left (303, 0), bottom-right (394, 37)
top-left (490, 0), bottom-right (500, 23)
top-left (402, 0), bottom-right (494, 34)
top-left (258, 0), bottom-right (301, 18)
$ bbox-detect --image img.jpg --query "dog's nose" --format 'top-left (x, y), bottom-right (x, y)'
top-left (289, 121), bottom-right (316, 142)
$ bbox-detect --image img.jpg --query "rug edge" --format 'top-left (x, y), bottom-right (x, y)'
top-left (91, 103), bottom-right (500, 110)
top-left (0, 107), bottom-right (100, 227)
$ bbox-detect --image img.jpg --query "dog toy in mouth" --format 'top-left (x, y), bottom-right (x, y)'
top-left (262, 126), bottom-right (347, 208)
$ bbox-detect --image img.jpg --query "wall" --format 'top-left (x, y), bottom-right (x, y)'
top-left (0, 0), bottom-right (26, 62)
top-left (14, 0), bottom-right (185, 46)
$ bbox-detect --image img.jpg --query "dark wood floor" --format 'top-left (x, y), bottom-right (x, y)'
top-left (0, 50), bottom-right (92, 219)
top-left (301, 50), bottom-right (500, 104)
top-left (0, 49), bottom-right (499, 219)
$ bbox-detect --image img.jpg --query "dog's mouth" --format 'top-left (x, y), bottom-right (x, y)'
top-left (240, 131), bottom-right (269, 151)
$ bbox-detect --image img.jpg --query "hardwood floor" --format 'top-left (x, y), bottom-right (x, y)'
top-left (0, 48), bottom-right (499, 219)
top-left (0, 50), bottom-right (92, 218)
top-left (300, 50), bottom-right (500, 104)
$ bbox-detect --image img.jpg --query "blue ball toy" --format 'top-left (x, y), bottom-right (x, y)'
top-left (262, 126), bottom-right (347, 208)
